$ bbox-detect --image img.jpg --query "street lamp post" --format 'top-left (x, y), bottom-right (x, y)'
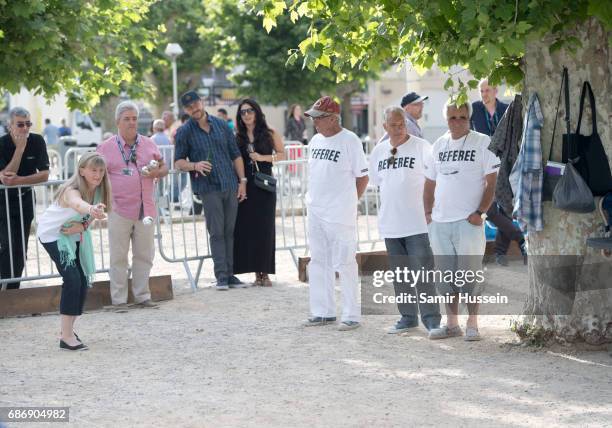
top-left (202, 67), bottom-right (217, 107)
top-left (164, 43), bottom-right (184, 118)
top-left (202, 77), bottom-right (214, 106)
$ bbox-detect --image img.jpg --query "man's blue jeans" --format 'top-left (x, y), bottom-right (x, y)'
top-left (384, 233), bottom-right (441, 329)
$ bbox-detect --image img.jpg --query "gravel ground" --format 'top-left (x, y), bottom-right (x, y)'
top-left (1, 248), bottom-right (612, 427)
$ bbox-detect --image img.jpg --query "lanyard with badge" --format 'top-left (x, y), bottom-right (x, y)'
top-left (116, 136), bottom-right (138, 176)
top-left (485, 110), bottom-right (499, 136)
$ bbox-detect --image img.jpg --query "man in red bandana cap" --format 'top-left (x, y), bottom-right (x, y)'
top-left (303, 96), bottom-right (369, 331)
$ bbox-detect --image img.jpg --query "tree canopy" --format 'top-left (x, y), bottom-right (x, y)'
top-left (248, 0), bottom-right (611, 104)
top-left (141, 0), bottom-right (216, 109)
top-left (0, 0), bottom-right (161, 110)
top-left (200, 0), bottom-right (375, 106)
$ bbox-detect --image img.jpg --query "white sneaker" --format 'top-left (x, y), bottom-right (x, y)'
top-left (338, 321), bottom-right (361, 331)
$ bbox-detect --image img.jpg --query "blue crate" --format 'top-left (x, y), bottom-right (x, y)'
top-left (485, 219), bottom-right (523, 241)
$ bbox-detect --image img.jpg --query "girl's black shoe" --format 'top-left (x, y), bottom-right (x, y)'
top-left (59, 339), bottom-right (88, 351)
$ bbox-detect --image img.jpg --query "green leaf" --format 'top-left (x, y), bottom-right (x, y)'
top-left (505, 65), bottom-right (524, 85)
top-left (297, 2), bottom-right (310, 17)
top-left (444, 76), bottom-right (454, 90)
top-left (298, 38), bottom-right (311, 55)
top-left (503, 37), bottom-right (524, 56)
top-left (515, 21), bottom-right (532, 34)
top-left (318, 53), bottom-right (331, 68)
top-left (588, 0), bottom-right (612, 31)
top-left (263, 16), bottom-right (277, 32)
top-left (483, 43), bottom-right (502, 67)
top-left (455, 91), bottom-right (469, 106)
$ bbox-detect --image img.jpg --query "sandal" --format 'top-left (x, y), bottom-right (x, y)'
top-left (253, 273), bottom-right (263, 287)
top-left (261, 274), bottom-right (272, 287)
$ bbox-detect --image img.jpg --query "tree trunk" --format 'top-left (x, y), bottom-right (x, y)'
top-left (521, 18), bottom-right (612, 345)
top-left (341, 92), bottom-right (353, 131)
top-left (335, 80), bottom-right (362, 132)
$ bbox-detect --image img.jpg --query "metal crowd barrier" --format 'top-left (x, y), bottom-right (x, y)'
top-left (0, 144), bottom-right (382, 292)
top-left (0, 181), bottom-right (111, 290)
top-left (64, 147), bottom-right (97, 179)
top-left (153, 144), bottom-right (381, 290)
top-left (47, 149), bottom-right (63, 181)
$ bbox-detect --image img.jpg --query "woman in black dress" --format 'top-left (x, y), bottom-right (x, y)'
top-left (233, 99), bottom-right (285, 286)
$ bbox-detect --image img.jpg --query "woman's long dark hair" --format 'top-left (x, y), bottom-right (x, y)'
top-left (235, 98), bottom-right (274, 154)
top-left (287, 104), bottom-right (301, 120)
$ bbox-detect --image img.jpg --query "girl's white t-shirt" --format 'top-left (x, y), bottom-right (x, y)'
top-left (37, 203), bottom-right (81, 243)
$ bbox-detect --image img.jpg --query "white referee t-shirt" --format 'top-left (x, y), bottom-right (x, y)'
top-left (424, 130), bottom-right (500, 223)
top-left (369, 136), bottom-right (431, 238)
top-left (306, 128), bottom-right (369, 226)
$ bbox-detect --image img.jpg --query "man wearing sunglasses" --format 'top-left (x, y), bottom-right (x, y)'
top-left (423, 100), bottom-right (500, 341)
top-left (0, 107), bottom-right (50, 289)
top-left (303, 96), bottom-right (369, 331)
top-left (369, 106), bottom-right (441, 334)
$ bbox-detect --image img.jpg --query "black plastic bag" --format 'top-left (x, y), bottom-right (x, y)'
top-left (553, 162), bottom-right (595, 213)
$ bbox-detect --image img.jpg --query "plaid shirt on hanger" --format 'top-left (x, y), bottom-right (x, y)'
top-left (509, 93), bottom-right (544, 232)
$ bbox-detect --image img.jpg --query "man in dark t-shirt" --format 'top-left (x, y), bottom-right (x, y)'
top-left (0, 107), bottom-right (50, 289)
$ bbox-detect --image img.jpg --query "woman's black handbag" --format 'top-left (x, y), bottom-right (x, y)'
top-left (253, 161), bottom-right (276, 193)
top-left (563, 81), bottom-right (612, 196)
top-left (544, 67), bottom-right (571, 201)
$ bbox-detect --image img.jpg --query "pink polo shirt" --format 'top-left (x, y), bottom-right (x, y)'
top-left (97, 134), bottom-right (162, 220)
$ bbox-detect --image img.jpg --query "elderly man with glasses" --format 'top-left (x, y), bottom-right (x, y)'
top-left (0, 107), bottom-right (50, 289)
top-left (97, 101), bottom-right (169, 310)
top-left (423, 100), bottom-right (500, 341)
top-left (369, 106), bottom-right (441, 334)
top-left (303, 96), bottom-right (369, 331)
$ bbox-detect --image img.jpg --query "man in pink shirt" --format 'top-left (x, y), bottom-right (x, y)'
top-left (97, 101), bottom-right (169, 310)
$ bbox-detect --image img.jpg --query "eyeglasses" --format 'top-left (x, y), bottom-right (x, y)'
top-left (387, 147), bottom-right (398, 164)
top-left (312, 114), bottom-right (331, 122)
top-left (239, 108), bottom-right (255, 116)
top-left (448, 116), bottom-right (469, 121)
top-left (15, 121), bottom-right (33, 128)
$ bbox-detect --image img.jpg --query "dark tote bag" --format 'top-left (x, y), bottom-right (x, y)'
top-left (553, 161), bottom-right (595, 213)
top-left (543, 67), bottom-right (571, 201)
top-left (563, 81), bottom-right (612, 196)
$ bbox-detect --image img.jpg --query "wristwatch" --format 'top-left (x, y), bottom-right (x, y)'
top-left (475, 209), bottom-right (487, 219)
top-left (240, 177), bottom-right (248, 183)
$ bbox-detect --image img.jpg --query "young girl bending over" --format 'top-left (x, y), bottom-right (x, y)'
top-left (37, 152), bottom-right (111, 351)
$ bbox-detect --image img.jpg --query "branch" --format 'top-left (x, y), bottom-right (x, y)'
top-left (514, 0), bottom-right (518, 25)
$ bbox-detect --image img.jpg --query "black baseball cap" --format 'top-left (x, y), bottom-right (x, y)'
top-left (401, 92), bottom-right (429, 107)
top-left (181, 90), bottom-right (200, 107)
